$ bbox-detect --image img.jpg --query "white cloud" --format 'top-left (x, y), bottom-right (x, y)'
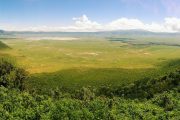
top-left (164, 17), bottom-right (180, 32)
top-left (105, 17), bottom-right (180, 33)
top-left (72, 14), bottom-right (102, 32)
top-left (1, 15), bottom-right (180, 33)
top-left (106, 18), bottom-right (144, 30)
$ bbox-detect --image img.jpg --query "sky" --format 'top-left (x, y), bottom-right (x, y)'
top-left (0, 0), bottom-right (180, 32)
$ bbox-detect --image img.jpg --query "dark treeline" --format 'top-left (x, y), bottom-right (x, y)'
top-left (98, 70), bottom-right (180, 99)
top-left (0, 59), bottom-right (180, 120)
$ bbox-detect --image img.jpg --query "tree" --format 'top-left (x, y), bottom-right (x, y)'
top-left (0, 59), bottom-right (28, 90)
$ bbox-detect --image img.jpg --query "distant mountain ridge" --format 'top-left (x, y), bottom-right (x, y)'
top-left (1, 29), bottom-right (180, 37)
top-left (0, 30), bottom-right (5, 34)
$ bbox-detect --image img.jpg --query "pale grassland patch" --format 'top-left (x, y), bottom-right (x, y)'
top-left (80, 52), bottom-right (99, 56)
top-left (143, 52), bottom-right (151, 55)
top-left (25, 37), bottom-right (79, 41)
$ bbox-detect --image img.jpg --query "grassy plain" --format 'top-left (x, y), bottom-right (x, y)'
top-left (1, 36), bottom-right (180, 91)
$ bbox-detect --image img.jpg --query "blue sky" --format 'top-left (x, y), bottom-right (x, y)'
top-left (0, 0), bottom-right (180, 32)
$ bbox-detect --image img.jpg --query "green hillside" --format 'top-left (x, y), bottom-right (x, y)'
top-left (0, 41), bottom-right (9, 49)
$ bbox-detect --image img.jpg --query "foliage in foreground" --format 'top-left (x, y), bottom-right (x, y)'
top-left (0, 59), bottom-right (28, 90)
top-left (0, 59), bottom-right (179, 120)
top-left (0, 86), bottom-right (179, 120)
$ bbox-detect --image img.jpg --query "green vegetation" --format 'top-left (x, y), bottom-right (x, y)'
top-left (1, 87), bottom-right (179, 120)
top-left (98, 68), bottom-right (180, 99)
top-left (0, 36), bottom-right (180, 119)
top-left (1, 37), bottom-right (180, 92)
top-left (0, 59), bottom-right (28, 90)
top-left (0, 41), bottom-right (9, 49)
top-left (0, 59), bottom-right (179, 120)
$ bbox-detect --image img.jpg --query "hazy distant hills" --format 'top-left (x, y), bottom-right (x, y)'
top-left (0, 30), bottom-right (5, 34)
top-left (97, 29), bottom-right (180, 37)
top-left (1, 29), bottom-right (180, 38)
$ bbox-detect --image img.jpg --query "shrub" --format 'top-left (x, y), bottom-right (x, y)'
top-left (0, 59), bottom-right (28, 90)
